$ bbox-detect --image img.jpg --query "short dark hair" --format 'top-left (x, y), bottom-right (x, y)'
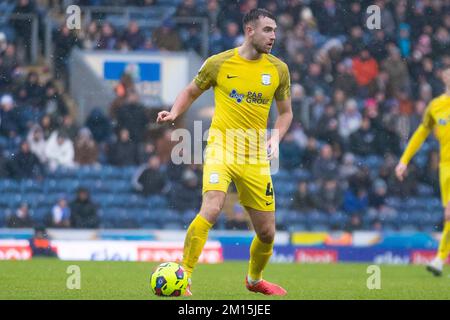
top-left (243, 8), bottom-right (276, 26)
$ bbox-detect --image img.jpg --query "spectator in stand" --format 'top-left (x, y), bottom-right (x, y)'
top-left (40, 114), bottom-right (55, 140)
top-left (225, 203), bottom-right (250, 231)
top-left (381, 46), bottom-right (410, 97)
top-left (152, 20), bottom-right (182, 51)
top-left (338, 99), bottom-right (362, 143)
top-left (108, 128), bottom-right (139, 166)
top-left (42, 81), bottom-right (68, 123)
top-left (176, 0), bottom-right (203, 17)
top-left (8, 141), bottom-right (44, 179)
top-left (349, 117), bottom-right (378, 156)
top-left (0, 94), bottom-right (21, 140)
top-left (27, 124), bottom-right (47, 163)
top-left (6, 203), bottom-right (34, 228)
top-left (121, 21), bottom-right (145, 50)
top-left (342, 185), bottom-right (368, 216)
top-left (169, 168), bottom-right (202, 211)
top-left (138, 141), bottom-right (156, 164)
top-left (132, 154), bottom-right (167, 196)
top-left (85, 108), bottom-right (113, 144)
top-left (98, 22), bottom-right (117, 50)
top-left (279, 130), bottom-right (302, 170)
top-left (312, 144), bottom-right (338, 181)
top-left (314, 178), bottom-right (343, 214)
top-left (116, 92), bottom-right (148, 143)
top-left (0, 147), bottom-right (8, 177)
top-left (10, 0), bottom-right (35, 62)
top-left (316, 104), bottom-right (340, 145)
top-left (69, 187), bottom-right (99, 228)
top-left (44, 131), bottom-right (75, 171)
top-left (21, 72), bottom-right (44, 109)
top-left (82, 21), bottom-right (101, 50)
top-left (352, 49), bottom-right (379, 98)
top-left (53, 24), bottom-right (79, 86)
top-left (74, 127), bottom-right (99, 166)
top-left (338, 152), bottom-right (358, 181)
top-left (302, 136), bottom-right (319, 171)
top-left (291, 180), bottom-right (316, 212)
top-left (60, 115), bottom-right (79, 141)
top-left (368, 178), bottom-right (397, 219)
top-left (50, 196), bottom-right (71, 228)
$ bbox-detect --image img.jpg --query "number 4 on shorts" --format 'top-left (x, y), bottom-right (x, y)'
top-left (265, 182), bottom-right (274, 198)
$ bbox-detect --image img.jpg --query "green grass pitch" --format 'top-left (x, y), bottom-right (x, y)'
top-left (1, 259), bottom-right (449, 299)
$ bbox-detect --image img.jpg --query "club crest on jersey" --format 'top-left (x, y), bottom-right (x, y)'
top-left (438, 116), bottom-right (450, 126)
top-left (261, 74), bottom-right (271, 85)
top-left (209, 173), bottom-right (219, 184)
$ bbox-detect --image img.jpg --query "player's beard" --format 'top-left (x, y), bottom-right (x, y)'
top-left (253, 39), bottom-right (271, 54)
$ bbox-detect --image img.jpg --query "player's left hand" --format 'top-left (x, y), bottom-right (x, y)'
top-left (266, 137), bottom-right (279, 160)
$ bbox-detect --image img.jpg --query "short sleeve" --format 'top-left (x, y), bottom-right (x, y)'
top-left (194, 57), bottom-right (216, 90)
top-left (274, 62), bottom-right (291, 101)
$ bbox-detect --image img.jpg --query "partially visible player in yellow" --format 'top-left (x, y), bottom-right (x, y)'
top-left (157, 8), bottom-right (292, 295)
top-left (396, 65), bottom-right (450, 276)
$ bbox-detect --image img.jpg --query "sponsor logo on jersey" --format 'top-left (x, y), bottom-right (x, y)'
top-left (229, 89), bottom-right (244, 103)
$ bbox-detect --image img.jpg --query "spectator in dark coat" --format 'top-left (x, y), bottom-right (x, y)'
top-left (108, 128), bottom-right (139, 166)
top-left (349, 117), bottom-right (378, 156)
top-left (85, 108), bottom-right (113, 143)
top-left (0, 94), bottom-right (21, 138)
top-left (169, 168), bottom-right (202, 211)
top-left (291, 181), bottom-right (316, 212)
top-left (53, 25), bottom-right (79, 84)
top-left (8, 141), bottom-right (44, 179)
top-left (116, 93), bottom-right (148, 143)
top-left (120, 21), bottom-right (145, 50)
top-left (312, 144), bottom-right (339, 181)
top-left (6, 203), bottom-right (34, 228)
top-left (314, 178), bottom-right (343, 214)
top-left (132, 155), bottom-right (167, 196)
top-left (70, 188), bottom-right (99, 228)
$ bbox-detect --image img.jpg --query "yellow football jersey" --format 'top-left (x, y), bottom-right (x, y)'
top-left (194, 48), bottom-right (290, 161)
top-left (420, 94), bottom-right (450, 163)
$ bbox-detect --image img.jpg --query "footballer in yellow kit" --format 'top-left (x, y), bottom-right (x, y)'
top-left (195, 46), bottom-right (290, 212)
top-left (396, 65), bottom-right (450, 276)
top-left (157, 8), bottom-right (292, 296)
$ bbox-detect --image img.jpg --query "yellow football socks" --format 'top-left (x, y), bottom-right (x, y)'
top-left (182, 214), bottom-right (213, 278)
top-left (248, 235), bottom-right (274, 281)
top-left (437, 221), bottom-right (450, 261)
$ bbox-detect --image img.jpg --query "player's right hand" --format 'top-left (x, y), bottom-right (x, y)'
top-left (156, 111), bottom-right (176, 123)
top-left (395, 162), bottom-right (407, 181)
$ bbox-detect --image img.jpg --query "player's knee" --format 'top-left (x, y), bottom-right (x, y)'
top-left (257, 227), bottom-right (275, 244)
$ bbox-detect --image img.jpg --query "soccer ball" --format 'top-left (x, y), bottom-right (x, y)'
top-left (150, 262), bottom-right (188, 297)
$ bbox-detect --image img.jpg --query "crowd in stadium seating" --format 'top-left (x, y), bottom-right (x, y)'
top-left (1, 0), bottom-right (450, 231)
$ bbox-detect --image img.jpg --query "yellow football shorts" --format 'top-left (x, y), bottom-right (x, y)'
top-left (202, 146), bottom-right (275, 212)
top-left (440, 163), bottom-right (450, 207)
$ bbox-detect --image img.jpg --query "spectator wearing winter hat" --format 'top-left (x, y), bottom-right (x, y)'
top-left (0, 94), bottom-right (21, 139)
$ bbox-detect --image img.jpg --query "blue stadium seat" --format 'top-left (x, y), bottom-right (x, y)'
top-left (287, 223), bottom-right (308, 232)
top-left (0, 179), bottom-right (20, 192)
top-left (275, 195), bottom-right (292, 209)
top-left (161, 221), bottom-right (184, 230)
